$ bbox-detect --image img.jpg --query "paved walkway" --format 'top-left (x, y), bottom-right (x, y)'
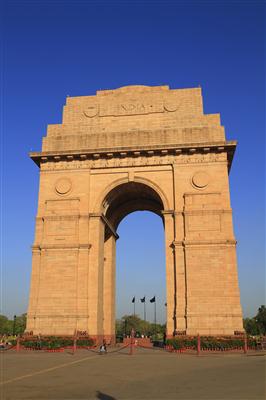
top-left (1, 347), bottom-right (265, 399)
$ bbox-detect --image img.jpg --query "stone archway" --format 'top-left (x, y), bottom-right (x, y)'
top-left (26, 85), bottom-right (244, 340)
top-left (100, 181), bottom-right (168, 343)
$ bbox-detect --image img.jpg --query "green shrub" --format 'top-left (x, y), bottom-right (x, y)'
top-left (166, 336), bottom-right (247, 350)
top-left (165, 337), bottom-right (197, 349)
top-left (20, 337), bottom-right (95, 349)
top-left (22, 340), bottom-right (49, 349)
top-left (200, 337), bottom-right (244, 350)
top-left (76, 339), bottom-right (94, 347)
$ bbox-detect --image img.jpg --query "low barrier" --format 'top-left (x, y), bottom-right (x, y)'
top-left (123, 337), bottom-right (152, 348)
top-left (2, 334), bottom-right (263, 356)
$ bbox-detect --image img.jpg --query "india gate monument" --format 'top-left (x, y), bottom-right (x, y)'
top-left (26, 85), bottom-right (244, 342)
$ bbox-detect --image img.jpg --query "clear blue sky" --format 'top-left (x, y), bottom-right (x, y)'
top-left (2, 1), bottom-right (265, 322)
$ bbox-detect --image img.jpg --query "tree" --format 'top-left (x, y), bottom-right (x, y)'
top-left (0, 315), bottom-right (12, 335)
top-left (255, 305), bottom-right (266, 335)
top-left (120, 314), bottom-right (149, 335)
top-left (243, 305), bottom-right (266, 336)
top-left (14, 314), bottom-right (27, 335)
top-left (243, 318), bottom-right (260, 336)
top-left (0, 314), bottom-right (27, 336)
top-left (116, 315), bottom-right (165, 338)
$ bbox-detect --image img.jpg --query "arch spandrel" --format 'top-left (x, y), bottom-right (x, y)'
top-left (133, 176), bottom-right (170, 211)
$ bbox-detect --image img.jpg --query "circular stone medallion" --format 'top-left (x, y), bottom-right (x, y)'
top-left (164, 102), bottom-right (178, 112)
top-left (55, 178), bottom-right (72, 195)
top-left (192, 171), bottom-right (210, 189)
top-left (83, 105), bottom-right (98, 118)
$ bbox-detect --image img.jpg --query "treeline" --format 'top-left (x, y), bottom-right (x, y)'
top-left (0, 314), bottom-right (26, 335)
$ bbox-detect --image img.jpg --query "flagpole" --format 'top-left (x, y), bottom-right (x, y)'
top-left (154, 297), bottom-right (156, 329)
top-left (144, 301), bottom-right (146, 322)
top-left (132, 296), bottom-right (136, 316)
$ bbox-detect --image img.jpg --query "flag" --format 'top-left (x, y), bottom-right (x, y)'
top-left (140, 296), bottom-right (145, 303)
top-left (132, 296), bottom-right (135, 303)
top-left (150, 296), bottom-right (156, 303)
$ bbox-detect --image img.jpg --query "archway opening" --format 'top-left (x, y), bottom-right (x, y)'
top-left (102, 181), bottom-right (167, 341)
top-left (103, 181), bottom-right (165, 238)
top-left (116, 211), bottom-right (166, 333)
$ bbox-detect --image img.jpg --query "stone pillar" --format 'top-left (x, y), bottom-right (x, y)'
top-left (75, 244), bottom-right (90, 333)
top-left (26, 246), bottom-right (41, 333)
top-left (103, 234), bottom-right (116, 344)
top-left (183, 196), bottom-right (244, 335)
top-left (75, 213), bottom-right (90, 333)
top-left (172, 164), bottom-right (187, 333)
top-left (173, 212), bottom-right (187, 332)
top-left (163, 211), bottom-right (175, 337)
top-left (26, 215), bottom-right (44, 333)
top-left (88, 214), bottom-right (105, 342)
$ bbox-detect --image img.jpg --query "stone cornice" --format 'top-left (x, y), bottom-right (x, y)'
top-left (172, 239), bottom-right (237, 247)
top-left (27, 314), bottom-right (90, 318)
top-left (161, 210), bottom-right (175, 216)
top-left (186, 313), bottom-right (243, 317)
top-left (30, 140), bottom-right (236, 171)
top-left (183, 209), bottom-right (232, 215)
top-left (32, 244), bottom-right (91, 251)
top-left (183, 239), bottom-right (237, 247)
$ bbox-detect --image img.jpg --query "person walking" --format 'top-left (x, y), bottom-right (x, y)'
top-left (99, 340), bottom-right (107, 355)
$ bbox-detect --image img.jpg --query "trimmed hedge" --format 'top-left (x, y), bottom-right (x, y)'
top-left (201, 338), bottom-right (244, 350)
top-left (166, 337), bottom-right (197, 350)
top-left (19, 337), bottom-right (95, 349)
top-left (165, 337), bottom-right (257, 350)
top-left (76, 339), bottom-right (95, 347)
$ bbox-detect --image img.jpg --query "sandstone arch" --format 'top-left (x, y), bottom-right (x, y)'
top-left (27, 85), bottom-right (244, 340)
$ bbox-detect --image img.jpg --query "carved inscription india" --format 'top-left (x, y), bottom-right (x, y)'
top-left (84, 101), bottom-right (178, 117)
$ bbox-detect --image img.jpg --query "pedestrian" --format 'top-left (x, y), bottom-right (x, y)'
top-left (99, 340), bottom-right (107, 355)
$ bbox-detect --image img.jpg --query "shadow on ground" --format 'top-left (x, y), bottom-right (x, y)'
top-left (96, 391), bottom-right (116, 400)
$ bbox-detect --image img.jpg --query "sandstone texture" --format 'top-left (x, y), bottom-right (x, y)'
top-left (26, 85), bottom-right (244, 341)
